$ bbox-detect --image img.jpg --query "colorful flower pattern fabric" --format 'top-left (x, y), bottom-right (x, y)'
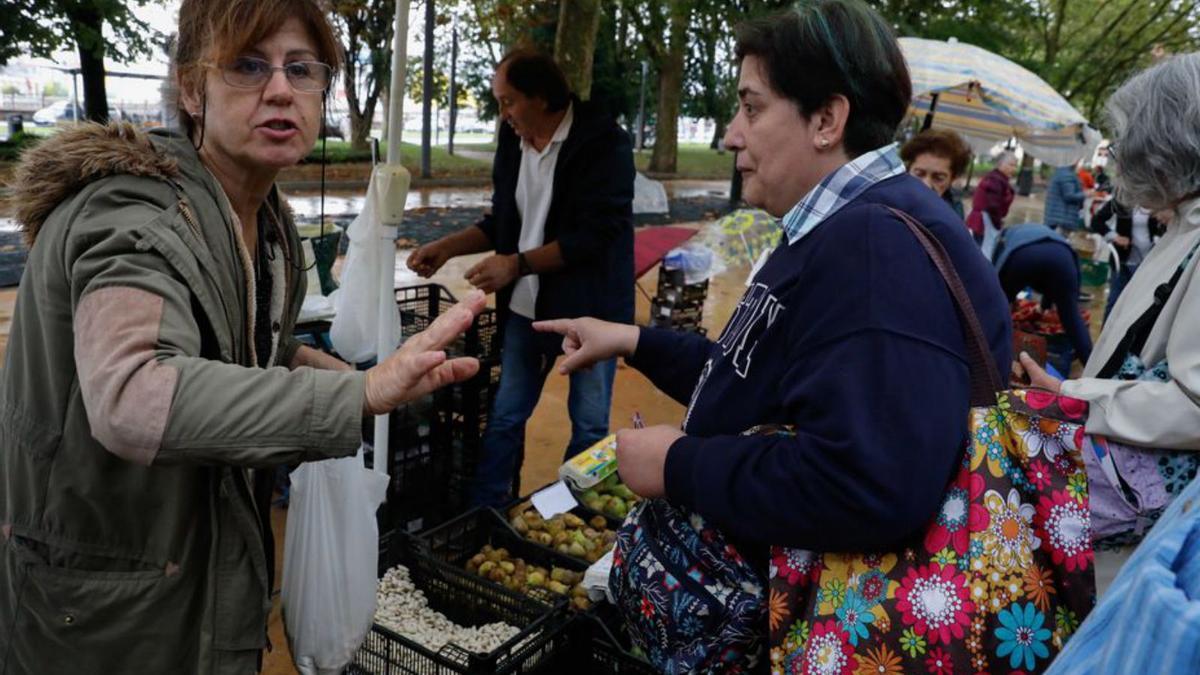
top-left (768, 390), bottom-right (1097, 674)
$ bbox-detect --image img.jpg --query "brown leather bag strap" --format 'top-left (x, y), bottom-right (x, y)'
top-left (886, 207), bottom-right (1003, 406)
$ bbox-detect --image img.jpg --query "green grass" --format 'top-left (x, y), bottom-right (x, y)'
top-left (0, 131), bottom-right (44, 162)
top-left (635, 143), bottom-right (736, 179)
top-left (456, 141), bottom-right (497, 152)
top-left (303, 140), bottom-right (491, 176)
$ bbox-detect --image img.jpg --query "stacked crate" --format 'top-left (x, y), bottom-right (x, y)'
top-left (649, 264), bottom-right (708, 335)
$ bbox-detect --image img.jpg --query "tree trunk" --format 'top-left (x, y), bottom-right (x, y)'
top-left (349, 107), bottom-right (373, 151)
top-left (553, 0), bottom-right (601, 100)
top-left (448, 25), bottom-right (458, 155)
top-left (68, 4), bottom-right (109, 123)
top-left (648, 4), bottom-right (687, 174)
top-left (710, 118), bottom-right (726, 151)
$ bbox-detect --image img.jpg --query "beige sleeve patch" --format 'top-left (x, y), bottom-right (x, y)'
top-left (74, 286), bottom-right (179, 465)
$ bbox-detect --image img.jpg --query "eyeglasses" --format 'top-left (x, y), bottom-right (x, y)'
top-left (216, 56), bottom-right (332, 93)
top-left (1106, 142), bottom-right (1118, 164)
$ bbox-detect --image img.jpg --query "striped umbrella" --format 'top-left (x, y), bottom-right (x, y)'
top-left (899, 37), bottom-right (1101, 166)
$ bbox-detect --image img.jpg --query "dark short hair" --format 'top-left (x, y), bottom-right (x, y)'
top-left (734, 0), bottom-right (912, 157)
top-left (497, 49), bottom-right (571, 112)
top-left (900, 129), bottom-right (972, 178)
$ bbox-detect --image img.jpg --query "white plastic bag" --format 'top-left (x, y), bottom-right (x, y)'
top-left (979, 210), bottom-right (1001, 261)
top-left (632, 172), bottom-right (669, 214)
top-left (664, 243), bottom-right (727, 285)
top-left (282, 446), bottom-right (389, 675)
top-left (330, 179), bottom-right (403, 363)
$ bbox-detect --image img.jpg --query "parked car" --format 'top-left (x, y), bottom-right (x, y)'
top-left (33, 101), bottom-right (128, 126)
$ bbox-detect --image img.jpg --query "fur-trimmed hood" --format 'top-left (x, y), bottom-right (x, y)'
top-left (13, 122), bottom-right (179, 245)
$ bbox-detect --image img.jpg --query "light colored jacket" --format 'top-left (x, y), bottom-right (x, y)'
top-left (0, 123), bottom-right (365, 675)
top-left (1061, 196), bottom-right (1200, 449)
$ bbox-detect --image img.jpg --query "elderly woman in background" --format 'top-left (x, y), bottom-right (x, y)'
top-left (1021, 53), bottom-right (1200, 594)
top-left (966, 149), bottom-right (1018, 242)
top-left (0, 1), bottom-right (483, 672)
top-left (900, 128), bottom-right (973, 220)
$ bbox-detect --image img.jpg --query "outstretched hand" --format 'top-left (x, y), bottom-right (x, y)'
top-left (532, 317), bottom-right (640, 374)
top-left (363, 290), bottom-right (487, 415)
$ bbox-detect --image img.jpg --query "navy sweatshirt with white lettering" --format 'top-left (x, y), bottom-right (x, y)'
top-left (627, 174), bottom-right (1012, 557)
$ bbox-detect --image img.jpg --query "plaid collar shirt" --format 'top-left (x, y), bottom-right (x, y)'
top-left (781, 142), bottom-right (906, 245)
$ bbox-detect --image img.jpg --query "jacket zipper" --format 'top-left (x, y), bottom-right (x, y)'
top-left (178, 198), bottom-right (203, 240)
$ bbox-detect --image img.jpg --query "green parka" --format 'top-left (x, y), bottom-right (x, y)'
top-left (0, 123), bottom-right (365, 674)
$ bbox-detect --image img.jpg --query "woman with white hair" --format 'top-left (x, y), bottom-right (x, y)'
top-left (965, 149), bottom-right (1018, 242)
top-left (1020, 54), bottom-right (1200, 597)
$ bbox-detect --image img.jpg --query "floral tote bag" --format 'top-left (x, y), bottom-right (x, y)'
top-left (766, 211), bottom-right (1096, 675)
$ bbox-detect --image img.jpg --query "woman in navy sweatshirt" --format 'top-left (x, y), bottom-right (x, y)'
top-left (537, 2), bottom-right (1011, 566)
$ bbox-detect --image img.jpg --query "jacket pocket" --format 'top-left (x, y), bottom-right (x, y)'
top-left (2, 532), bottom-right (197, 675)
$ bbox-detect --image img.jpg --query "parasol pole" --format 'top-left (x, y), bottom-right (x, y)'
top-left (372, 0), bottom-right (414, 475)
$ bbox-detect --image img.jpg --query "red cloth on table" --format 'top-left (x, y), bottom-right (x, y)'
top-left (633, 227), bottom-right (696, 279)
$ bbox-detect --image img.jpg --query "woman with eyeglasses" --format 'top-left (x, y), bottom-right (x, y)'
top-left (0, 1), bottom-right (484, 672)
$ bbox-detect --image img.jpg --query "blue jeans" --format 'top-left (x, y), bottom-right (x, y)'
top-left (470, 313), bottom-right (617, 507)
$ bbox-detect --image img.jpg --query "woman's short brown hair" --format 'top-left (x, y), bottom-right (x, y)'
top-left (900, 129), bottom-right (973, 179)
top-left (170, 0), bottom-right (341, 135)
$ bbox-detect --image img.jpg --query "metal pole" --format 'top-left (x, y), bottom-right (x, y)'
top-left (386, 2), bottom-right (411, 164)
top-left (71, 70), bottom-right (80, 125)
top-left (375, 0), bottom-right (414, 476)
top-left (420, 0), bottom-right (435, 178)
top-left (448, 20), bottom-right (459, 155)
top-left (636, 61), bottom-right (647, 150)
top-left (921, 92), bottom-right (940, 131)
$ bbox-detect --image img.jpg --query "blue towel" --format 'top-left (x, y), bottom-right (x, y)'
top-left (1047, 474), bottom-right (1200, 673)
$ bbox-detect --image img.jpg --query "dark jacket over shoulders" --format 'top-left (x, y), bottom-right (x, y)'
top-left (1091, 198), bottom-right (1165, 264)
top-left (476, 98), bottom-right (635, 324)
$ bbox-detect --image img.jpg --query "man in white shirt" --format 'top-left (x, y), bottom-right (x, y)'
top-left (408, 50), bottom-right (635, 506)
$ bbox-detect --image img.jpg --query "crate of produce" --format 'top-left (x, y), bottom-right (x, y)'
top-left (395, 283), bottom-right (502, 363)
top-left (417, 507), bottom-right (595, 612)
top-left (1079, 259), bottom-right (1111, 288)
top-left (500, 500), bottom-right (618, 567)
top-left (352, 529), bottom-right (575, 675)
top-left (569, 473), bottom-right (641, 525)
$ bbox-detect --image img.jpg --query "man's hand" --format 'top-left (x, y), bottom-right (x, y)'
top-left (1113, 234), bottom-right (1131, 248)
top-left (1013, 351), bottom-right (1064, 394)
top-left (533, 317), bottom-right (639, 374)
top-left (407, 239), bottom-right (454, 278)
top-left (614, 425), bottom-right (685, 499)
top-left (465, 254), bottom-right (519, 293)
top-left (363, 290), bottom-right (487, 415)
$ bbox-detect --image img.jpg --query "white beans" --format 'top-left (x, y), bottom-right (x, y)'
top-left (374, 564), bottom-right (523, 656)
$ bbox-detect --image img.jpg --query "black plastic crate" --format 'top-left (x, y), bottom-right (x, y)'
top-left (353, 529), bottom-right (574, 675)
top-left (417, 507), bottom-right (588, 610)
top-left (652, 276), bottom-right (705, 302)
top-left (395, 283), bottom-right (501, 363)
top-left (362, 395), bottom-right (455, 534)
top-left (576, 605), bottom-right (656, 675)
